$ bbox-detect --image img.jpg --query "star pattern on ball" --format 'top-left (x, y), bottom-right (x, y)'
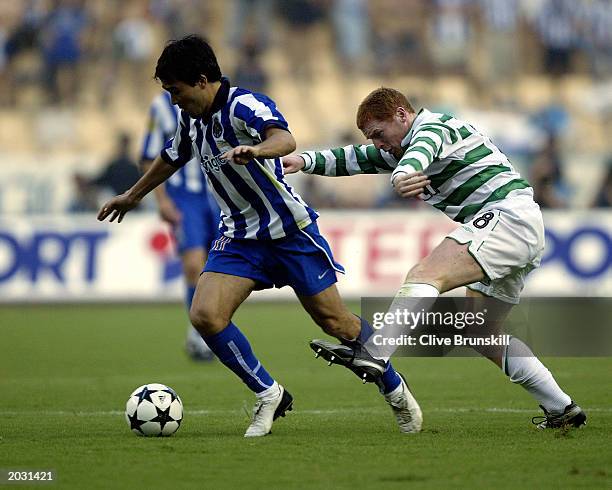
top-left (151, 405), bottom-right (173, 431)
top-left (127, 411), bottom-right (145, 434)
top-left (135, 387), bottom-right (155, 404)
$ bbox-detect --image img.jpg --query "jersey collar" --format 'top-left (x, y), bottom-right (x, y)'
top-left (202, 77), bottom-right (230, 122)
top-left (400, 108), bottom-right (428, 149)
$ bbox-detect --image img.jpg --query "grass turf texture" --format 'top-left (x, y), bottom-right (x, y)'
top-left (1, 303), bottom-right (610, 489)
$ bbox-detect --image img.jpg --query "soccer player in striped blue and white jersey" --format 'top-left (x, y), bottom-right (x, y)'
top-left (284, 87), bottom-right (586, 430)
top-left (98, 37), bottom-right (421, 437)
top-left (141, 90), bottom-right (221, 361)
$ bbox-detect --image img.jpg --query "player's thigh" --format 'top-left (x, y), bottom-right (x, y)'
top-left (190, 272), bottom-right (256, 334)
top-left (297, 284), bottom-right (360, 339)
top-left (180, 247), bottom-right (207, 285)
top-left (407, 238), bottom-right (486, 293)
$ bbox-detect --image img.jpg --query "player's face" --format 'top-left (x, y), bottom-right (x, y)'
top-left (162, 80), bottom-right (209, 117)
top-left (361, 109), bottom-right (411, 159)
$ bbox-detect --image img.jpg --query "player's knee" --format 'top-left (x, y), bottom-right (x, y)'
top-left (406, 263), bottom-right (446, 292)
top-left (189, 304), bottom-right (227, 336)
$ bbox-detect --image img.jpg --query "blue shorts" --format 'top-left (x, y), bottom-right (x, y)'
top-left (169, 192), bottom-right (220, 254)
top-left (203, 222), bottom-right (345, 296)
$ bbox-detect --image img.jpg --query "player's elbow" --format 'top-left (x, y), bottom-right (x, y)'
top-left (284, 133), bottom-right (296, 154)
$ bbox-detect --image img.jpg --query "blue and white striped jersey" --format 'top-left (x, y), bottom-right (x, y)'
top-left (141, 91), bottom-right (207, 195)
top-left (161, 78), bottom-right (317, 240)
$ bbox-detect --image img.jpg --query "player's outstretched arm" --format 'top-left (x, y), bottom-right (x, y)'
top-left (97, 155), bottom-right (178, 223)
top-left (222, 127), bottom-right (296, 165)
top-left (140, 158), bottom-right (182, 225)
top-left (299, 144), bottom-right (396, 176)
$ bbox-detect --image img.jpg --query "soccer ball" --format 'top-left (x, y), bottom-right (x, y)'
top-left (125, 383), bottom-right (183, 437)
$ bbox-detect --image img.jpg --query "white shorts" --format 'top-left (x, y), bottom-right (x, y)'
top-left (447, 191), bottom-right (545, 304)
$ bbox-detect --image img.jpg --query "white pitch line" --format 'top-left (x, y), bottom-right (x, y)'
top-left (1, 407), bottom-right (611, 416)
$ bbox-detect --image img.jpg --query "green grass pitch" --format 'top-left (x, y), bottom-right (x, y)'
top-left (1, 303), bottom-right (610, 489)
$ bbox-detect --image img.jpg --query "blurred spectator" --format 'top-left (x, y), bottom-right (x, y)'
top-left (331, 0), bottom-right (370, 73)
top-left (225, 0), bottom-right (273, 52)
top-left (40, 0), bottom-right (89, 105)
top-left (112, 3), bottom-right (155, 105)
top-left (476, 0), bottom-right (520, 86)
top-left (5, 0), bottom-right (45, 62)
top-left (428, 0), bottom-right (473, 75)
top-left (530, 134), bottom-right (571, 208)
top-left (0, 19), bottom-right (8, 106)
top-left (369, 0), bottom-right (429, 76)
top-left (581, 0), bottom-right (612, 80)
top-left (276, 0), bottom-right (329, 80)
top-left (149, 0), bottom-right (212, 40)
top-left (71, 132), bottom-right (141, 211)
top-left (3, 0), bottom-right (46, 106)
top-left (592, 160), bottom-right (612, 208)
top-left (232, 38), bottom-right (268, 94)
top-left (533, 0), bottom-right (579, 77)
top-left (530, 102), bottom-right (570, 138)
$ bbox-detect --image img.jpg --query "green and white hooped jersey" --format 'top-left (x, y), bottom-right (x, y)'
top-left (300, 108), bottom-right (531, 223)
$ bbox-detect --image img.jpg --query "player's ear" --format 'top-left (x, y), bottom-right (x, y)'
top-left (196, 75), bottom-right (208, 88)
top-left (396, 107), bottom-right (408, 122)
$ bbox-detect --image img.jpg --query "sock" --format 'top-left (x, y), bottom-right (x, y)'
top-left (396, 282), bottom-right (440, 298)
top-left (357, 317), bottom-right (401, 394)
top-left (203, 322), bottom-right (275, 394)
top-left (366, 282), bottom-right (440, 362)
top-left (503, 336), bottom-right (571, 413)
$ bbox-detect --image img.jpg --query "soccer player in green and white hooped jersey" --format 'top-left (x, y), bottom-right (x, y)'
top-left (283, 87), bottom-right (587, 430)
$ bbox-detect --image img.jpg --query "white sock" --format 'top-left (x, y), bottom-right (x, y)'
top-left (367, 282), bottom-right (440, 362)
top-left (503, 337), bottom-right (571, 414)
top-left (256, 381), bottom-right (280, 400)
top-left (396, 282), bottom-right (440, 298)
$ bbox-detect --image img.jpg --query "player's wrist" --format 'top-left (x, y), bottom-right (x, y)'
top-left (390, 170), bottom-right (409, 187)
top-left (125, 189), bottom-right (143, 204)
top-left (300, 152), bottom-right (314, 173)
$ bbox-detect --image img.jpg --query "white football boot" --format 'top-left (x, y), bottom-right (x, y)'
top-left (244, 384), bottom-right (293, 438)
top-left (384, 374), bottom-right (423, 433)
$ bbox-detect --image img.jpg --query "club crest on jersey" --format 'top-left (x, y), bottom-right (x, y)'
top-left (212, 118), bottom-right (223, 139)
top-left (200, 153), bottom-right (228, 173)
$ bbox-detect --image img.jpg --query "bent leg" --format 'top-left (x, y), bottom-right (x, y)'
top-left (190, 272), bottom-right (278, 395)
top-left (404, 237), bottom-right (486, 293)
top-left (181, 247), bottom-right (213, 358)
top-left (464, 288), bottom-right (512, 368)
top-left (298, 285), bottom-right (402, 393)
top-left (465, 289), bottom-right (572, 414)
top-left (190, 271), bottom-right (254, 335)
top-left (297, 284), bottom-right (360, 340)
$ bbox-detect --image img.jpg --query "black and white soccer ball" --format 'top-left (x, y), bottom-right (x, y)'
top-left (125, 383), bottom-right (183, 437)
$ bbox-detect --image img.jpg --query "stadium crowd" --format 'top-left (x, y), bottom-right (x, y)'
top-left (0, 0), bottom-right (610, 210)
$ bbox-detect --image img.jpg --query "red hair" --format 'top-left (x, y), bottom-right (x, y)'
top-left (356, 88), bottom-right (414, 130)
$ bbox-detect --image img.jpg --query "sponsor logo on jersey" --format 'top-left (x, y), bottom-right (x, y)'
top-left (200, 154), bottom-right (229, 174)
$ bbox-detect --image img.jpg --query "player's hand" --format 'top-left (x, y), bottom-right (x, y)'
top-left (282, 155), bottom-right (305, 174)
top-left (158, 196), bottom-right (182, 226)
top-left (97, 193), bottom-right (140, 223)
top-left (222, 145), bottom-right (259, 165)
top-left (392, 171), bottom-right (431, 199)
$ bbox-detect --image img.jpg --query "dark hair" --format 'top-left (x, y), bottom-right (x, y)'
top-left (154, 35), bottom-right (222, 85)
